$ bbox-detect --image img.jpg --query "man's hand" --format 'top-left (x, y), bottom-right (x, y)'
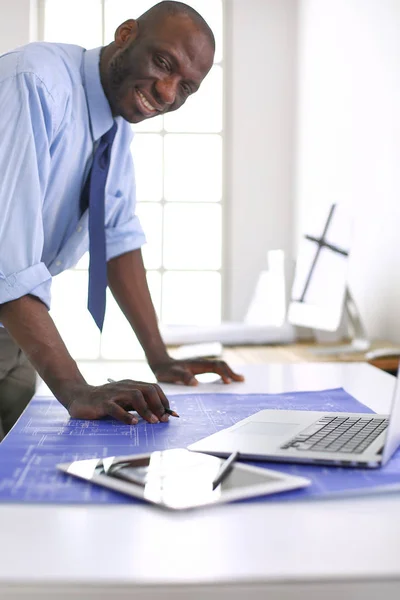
top-left (150, 358), bottom-right (245, 386)
top-left (65, 379), bottom-right (171, 425)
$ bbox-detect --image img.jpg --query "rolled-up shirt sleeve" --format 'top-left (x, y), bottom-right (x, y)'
top-left (0, 72), bottom-right (53, 308)
top-left (105, 126), bottom-right (146, 261)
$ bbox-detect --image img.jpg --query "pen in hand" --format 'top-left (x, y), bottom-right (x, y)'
top-left (212, 450), bottom-right (240, 490)
top-left (106, 378), bottom-right (180, 418)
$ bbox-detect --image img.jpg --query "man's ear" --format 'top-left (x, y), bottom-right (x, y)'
top-left (114, 19), bottom-right (138, 48)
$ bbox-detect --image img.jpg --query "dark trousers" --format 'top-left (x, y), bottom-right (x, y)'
top-left (0, 328), bottom-right (36, 440)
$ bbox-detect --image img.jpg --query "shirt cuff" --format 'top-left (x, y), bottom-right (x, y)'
top-left (106, 216), bottom-right (147, 261)
top-left (0, 263), bottom-right (52, 308)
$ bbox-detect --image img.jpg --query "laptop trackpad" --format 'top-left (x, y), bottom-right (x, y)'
top-left (232, 422), bottom-right (300, 436)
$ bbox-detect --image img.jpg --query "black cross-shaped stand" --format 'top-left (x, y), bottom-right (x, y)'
top-left (297, 204), bottom-right (349, 303)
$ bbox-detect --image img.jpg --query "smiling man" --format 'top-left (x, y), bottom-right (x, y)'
top-left (101, 2), bottom-right (214, 122)
top-left (0, 1), bottom-right (244, 437)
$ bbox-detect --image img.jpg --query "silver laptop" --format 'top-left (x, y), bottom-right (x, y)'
top-left (189, 370), bottom-right (400, 468)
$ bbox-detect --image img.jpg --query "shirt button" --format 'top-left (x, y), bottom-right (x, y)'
top-left (77, 226), bottom-right (82, 233)
top-left (56, 260), bottom-right (62, 267)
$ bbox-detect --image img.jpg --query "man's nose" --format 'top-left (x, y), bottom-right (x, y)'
top-left (155, 77), bottom-right (178, 105)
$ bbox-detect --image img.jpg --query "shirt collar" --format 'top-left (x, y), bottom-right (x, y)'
top-left (83, 47), bottom-right (114, 142)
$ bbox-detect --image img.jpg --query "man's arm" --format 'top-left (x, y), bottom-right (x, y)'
top-left (0, 296), bottom-right (85, 401)
top-left (107, 248), bottom-right (169, 366)
top-left (0, 295), bottom-right (171, 423)
top-left (107, 249), bottom-right (245, 385)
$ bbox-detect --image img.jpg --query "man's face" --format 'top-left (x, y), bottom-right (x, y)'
top-left (106, 16), bottom-right (214, 123)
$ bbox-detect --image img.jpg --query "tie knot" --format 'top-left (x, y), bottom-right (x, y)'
top-left (101, 121), bottom-right (118, 145)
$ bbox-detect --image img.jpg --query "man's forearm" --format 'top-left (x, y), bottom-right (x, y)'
top-left (107, 249), bottom-right (170, 367)
top-left (0, 295), bottom-right (86, 406)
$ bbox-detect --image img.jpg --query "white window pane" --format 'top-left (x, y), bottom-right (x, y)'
top-left (164, 134), bottom-right (222, 202)
top-left (44, 0), bottom-right (102, 47)
top-left (50, 271), bottom-right (100, 359)
top-left (101, 271), bottom-right (161, 359)
top-left (104, 0), bottom-right (157, 43)
top-left (101, 291), bottom-right (145, 359)
top-left (164, 204), bottom-right (221, 269)
top-left (131, 134), bottom-right (163, 202)
top-left (132, 115), bottom-right (164, 133)
top-left (136, 203), bottom-right (163, 269)
top-left (75, 252), bottom-right (89, 270)
top-left (164, 66), bottom-right (222, 133)
top-left (162, 272), bottom-right (221, 325)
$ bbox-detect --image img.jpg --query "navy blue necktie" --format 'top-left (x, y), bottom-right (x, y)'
top-left (81, 122), bottom-right (118, 331)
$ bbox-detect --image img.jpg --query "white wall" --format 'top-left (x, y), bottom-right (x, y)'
top-left (0, 0), bottom-right (38, 54)
top-left (296, 0), bottom-right (400, 341)
top-left (224, 0), bottom-right (298, 319)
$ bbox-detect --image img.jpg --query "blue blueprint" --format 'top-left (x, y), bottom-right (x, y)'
top-left (0, 388), bottom-right (400, 504)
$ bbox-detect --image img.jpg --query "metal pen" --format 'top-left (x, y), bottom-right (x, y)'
top-left (212, 450), bottom-right (240, 490)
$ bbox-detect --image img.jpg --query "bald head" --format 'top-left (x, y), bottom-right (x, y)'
top-left (100, 1), bottom-right (215, 123)
top-left (137, 1), bottom-right (215, 53)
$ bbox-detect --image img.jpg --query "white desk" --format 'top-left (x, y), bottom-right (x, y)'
top-left (2, 362), bottom-right (400, 600)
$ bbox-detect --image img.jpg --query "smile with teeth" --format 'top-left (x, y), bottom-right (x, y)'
top-left (137, 89), bottom-right (156, 112)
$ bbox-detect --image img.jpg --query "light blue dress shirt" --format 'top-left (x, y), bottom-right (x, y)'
top-left (0, 42), bottom-right (145, 310)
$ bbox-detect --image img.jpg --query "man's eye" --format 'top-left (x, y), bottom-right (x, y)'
top-left (155, 55), bottom-right (170, 71)
top-left (181, 83), bottom-right (191, 96)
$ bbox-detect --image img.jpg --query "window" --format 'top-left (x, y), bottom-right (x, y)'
top-left (40, 0), bottom-right (224, 360)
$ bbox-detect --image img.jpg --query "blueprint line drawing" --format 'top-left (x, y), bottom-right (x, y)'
top-left (1, 388), bottom-right (399, 504)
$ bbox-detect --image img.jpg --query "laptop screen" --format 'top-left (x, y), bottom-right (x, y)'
top-left (382, 361), bottom-right (400, 464)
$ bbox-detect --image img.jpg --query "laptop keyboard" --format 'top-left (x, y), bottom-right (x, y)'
top-left (281, 415), bottom-right (389, 454)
